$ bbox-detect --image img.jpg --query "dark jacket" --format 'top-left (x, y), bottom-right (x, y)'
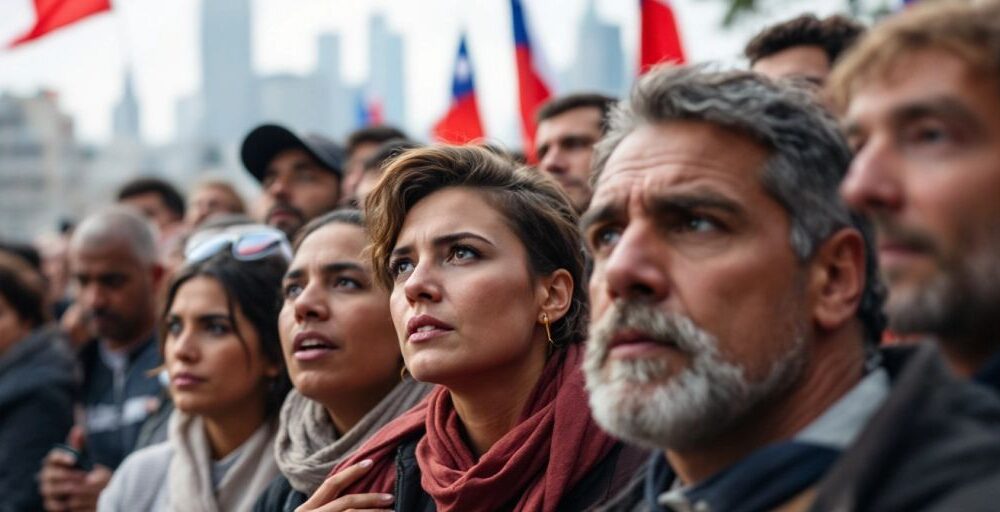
top-left (78, 334), bottom-right (163, 469)
top-left (599, 343), bottom-right (1000, 512)
top-left (0, 326), bottom-right (76, 512)
top-left (253, 475), bottom-right (308, 512)
top-left (390, 435), bottom-right (648, 511)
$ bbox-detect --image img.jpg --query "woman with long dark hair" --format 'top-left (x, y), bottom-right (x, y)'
top-left (99, 225), bottom-right (292, 511)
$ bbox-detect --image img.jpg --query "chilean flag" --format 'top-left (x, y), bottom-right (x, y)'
top-left (8, 0), bottom-right (111, 48)
top-left (510, 0), bottom-right (551, 161)
top-left (639, 0), bottom-right (686, 74)
top-left (433, 36), bottom-right (485, 144)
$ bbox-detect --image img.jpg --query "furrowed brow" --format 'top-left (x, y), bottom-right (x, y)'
top-left (580, 202), bottom-right (622, 232)
top-left (431, 232), bottom-right (494, 248)
top-left (648, 192), bottom-right (744, 217)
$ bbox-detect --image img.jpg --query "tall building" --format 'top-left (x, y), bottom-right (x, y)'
top-left (317, 33), bottom-right (357, 138)
top-left (199, 0), bottom-right (257, 145)
top-left (112, 70), bottom-right (141, 141)
top-left (257, 73), bottom-right (326, 133)
top-left (366, 15), bottom-right (406, 127)
top-left (560, 0), bottom-right (627, 97)
top-left (0, 92), bottom-right (80, 241)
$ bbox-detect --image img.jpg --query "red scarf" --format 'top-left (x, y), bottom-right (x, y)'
top-left (327, 344), bottom-right (618, 511)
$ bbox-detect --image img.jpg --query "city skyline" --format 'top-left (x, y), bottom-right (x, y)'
top-left (0, 0), bottom-right (860, 147)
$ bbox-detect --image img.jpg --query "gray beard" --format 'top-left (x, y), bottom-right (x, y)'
top-left (584, 303), bottom-right (807, 451)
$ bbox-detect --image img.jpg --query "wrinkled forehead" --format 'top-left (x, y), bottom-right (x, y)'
top-left (592, 121), bottom-right (771, 206)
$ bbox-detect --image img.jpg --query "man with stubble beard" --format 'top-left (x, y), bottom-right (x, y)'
top-left (241, 123), bottom-right (346, 238)
top-left (38, 208), bottom-right (166, 512)
top-left (831, 1), bottom-right (1000, 390)
top-left (583, 66), bottom-right (1000, 511)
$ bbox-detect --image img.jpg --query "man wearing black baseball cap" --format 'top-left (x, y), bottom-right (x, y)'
top-left (240, 123), bottom-right (346, 237)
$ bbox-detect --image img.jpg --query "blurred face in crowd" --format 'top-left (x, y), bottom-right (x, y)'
top-left (582, 121), bottom-right (810, 450)
top-left (354, 171), bottom-right (381, 209)
top-left (36, 233), bottom-right (70, 304)
top-left (279, 222), bottom-right (400, 418)
top-left (164, 276), bottom-right (279, 417)
top-left (120, 192), bottom-right (182, 235)
top-left (388, 188), bottom-right (553, 387)
top-left (0, 293), bottom-right (32, 356)
top-left (752, 45), bottom-right (831, 86)
top-left (70, 238), bottom-right (160, 347)
top-left (342, 142), bottom-right (382, 202)
top-left (260, 148), bottom-right (341, 237)
top-left (186, 184), bottom-right (243, 228)
top-left (535, 106), bottom-right (604, 213)
top-left (840, 49), bottom-right (1000, 345)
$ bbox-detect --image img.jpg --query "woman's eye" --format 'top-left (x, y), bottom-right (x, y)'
top-left (205, 320), bottom-right (231, 336)
top-left (390, 259), bottom-right (414, 278)
top-left (448, 245), bottom-right (479, 263)
top-left (334, 277), bottom-right (361, 290)
top-left (166, 319), bottom-right (182, 337)
top-left (283, 283), bottom-right (303, 299)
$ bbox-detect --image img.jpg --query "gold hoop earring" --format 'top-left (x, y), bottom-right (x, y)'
top-left (541, 312), bottom-right (553, 345)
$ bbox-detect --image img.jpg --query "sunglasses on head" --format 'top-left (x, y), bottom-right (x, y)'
top-left (183, 225), bottom-right (293, 264)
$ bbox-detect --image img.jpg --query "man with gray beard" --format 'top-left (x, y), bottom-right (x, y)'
top-left (830, 1), bottom-right (1000, 390)
top-left (583, 65), bottom-right (1000, 511)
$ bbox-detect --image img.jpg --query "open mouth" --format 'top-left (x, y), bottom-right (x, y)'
top-left (292, 331), bottom-right (339, 361)
top-left (406, 314), bottom-right (454, 344)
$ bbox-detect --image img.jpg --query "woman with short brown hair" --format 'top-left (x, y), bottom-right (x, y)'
top-left (301, 145), bottom-right (644, 511)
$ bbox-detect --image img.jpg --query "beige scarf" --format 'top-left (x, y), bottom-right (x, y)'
top-left (274, 377), bottom-right (432, 495)
top-left (167, 412), bottom-right (280, 512)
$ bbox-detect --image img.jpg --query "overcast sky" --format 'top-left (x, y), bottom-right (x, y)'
top-left (0, 0), bottom-right (864, 146)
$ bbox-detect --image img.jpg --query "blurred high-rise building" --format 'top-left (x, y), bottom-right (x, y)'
top-left (0, 92), bottom-right (80, 241)
top-left (366, 14), bottom-right (406, 127)
top-left (317, 33), bottom-right (356, 138)
top-left (199, 0), bottom-right (258, 146)
top-left (560, 0), bottom-right (627, 97)
top-left (257, 73), bottom-right (326, 133)
top-left (112, 70), bottom-right (141, 141)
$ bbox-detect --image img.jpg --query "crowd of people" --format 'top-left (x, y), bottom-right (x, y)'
top-left (1, 1), bottom-right (1000, 510)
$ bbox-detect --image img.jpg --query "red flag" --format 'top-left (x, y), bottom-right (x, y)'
top-left (8, 0), bottom-right (111, 48)
top-left (639, 0), bottom-right (685, 74)
top-left (433, 36), bottom-right (485, 144)
top-left (510, 0), bottom-right (551, 162)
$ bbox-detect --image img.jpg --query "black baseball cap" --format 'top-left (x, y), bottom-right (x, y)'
top-left (240, 124), bottom-right (346, 182)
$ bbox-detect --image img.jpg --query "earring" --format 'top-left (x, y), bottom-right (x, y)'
top-left (541, 312), bottom-right (553, 345)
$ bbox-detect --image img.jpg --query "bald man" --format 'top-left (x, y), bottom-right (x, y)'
top-left (39, 208), bottom-right (166, 512)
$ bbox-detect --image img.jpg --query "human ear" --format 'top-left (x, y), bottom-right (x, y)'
top-left (536, 268), bottom-right (574, 324)
top-left (809, 227), bottom-right (865, 332)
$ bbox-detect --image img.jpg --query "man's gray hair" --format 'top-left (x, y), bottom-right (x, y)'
top-left (593, 65), bottom-right (885, 346)
top-left (71, 206), bottom-right (159, 266)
